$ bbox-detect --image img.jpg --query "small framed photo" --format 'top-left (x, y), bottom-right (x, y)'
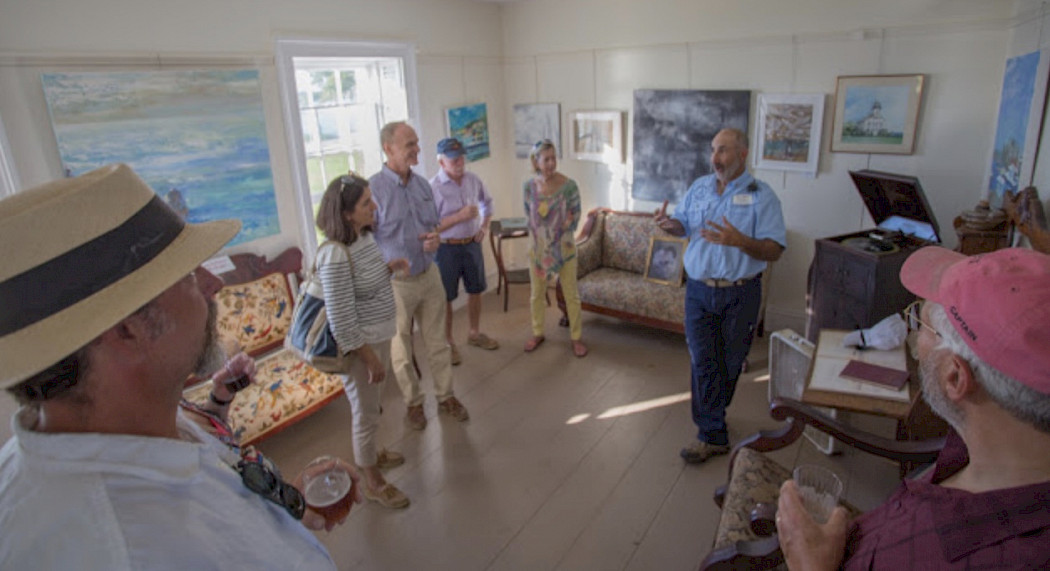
top-left (754, 93), bottom-right (824, 174)
top-left (644, 236), bottom-right (687, 286)
top-left (571, 110), bottom-right (624, 163)
top-left (831, 74), bottom-right (925, 155)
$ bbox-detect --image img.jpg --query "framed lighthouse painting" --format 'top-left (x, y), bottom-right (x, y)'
top-left (830, 74), bottom-right (925, 155)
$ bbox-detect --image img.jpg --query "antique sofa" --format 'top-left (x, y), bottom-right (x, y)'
top-left (557, 208), bottom-right (772, 335)
top-left (182, 248), bottom-right (345, 445)
top-left (557, 208), bottom-right (687, 333)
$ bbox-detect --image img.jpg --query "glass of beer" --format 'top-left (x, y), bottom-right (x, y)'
top-left (302, 456), bottom-right (355, 524)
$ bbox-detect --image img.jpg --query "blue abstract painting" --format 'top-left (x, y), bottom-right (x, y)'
top-left (41, 69), bottom-right (279, 246)
top-left (446, 103), bottom-right (490, 162)
top-left (987, 50), bottom-right (1050, 198)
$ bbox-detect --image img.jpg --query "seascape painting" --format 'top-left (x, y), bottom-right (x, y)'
top-left (513, 103), bottom-right (561, 158)
top-left (632, 89), bottom-right (750, 204)
top-left (446, 103), bottom-right (490, 162)
top-left (41, 69), bottom-right (279, 246)
top-left (987, 49), bottom-right (1050, 199)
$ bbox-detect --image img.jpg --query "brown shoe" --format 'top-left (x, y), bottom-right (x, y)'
top-left (468, 333), bottom-right (500, 350)
top-left (363, 483), bottom-right (410, 509)
top-left (679, 440), bottom-right (730, 464)
top-left (405, 404), bottom-right (427, 431)
top-left (450, 345), bottom-right (462, 366)
top-left (438, 396), bottom-right (469, 422)
top-left (376, 448), bottom-right (405, 470)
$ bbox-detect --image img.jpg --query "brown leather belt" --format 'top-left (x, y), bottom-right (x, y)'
top-left (442, 237), bottom-right (475, 245)
top-left (701, 273), bottom-right (760, 288)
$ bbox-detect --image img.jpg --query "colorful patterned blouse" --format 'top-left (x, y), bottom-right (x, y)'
top-left (523, 177), bottom-right (581, 279)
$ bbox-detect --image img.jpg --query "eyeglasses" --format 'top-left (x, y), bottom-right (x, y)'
top-left (902, 300), bottom-right (941, 337)
top-left (237, 460), bottom-right (306, 520)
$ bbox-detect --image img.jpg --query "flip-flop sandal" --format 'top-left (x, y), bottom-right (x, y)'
top-left (523, 336), bottom-right (545, 352)
top-left (572, 340), bottom-right (589, 358)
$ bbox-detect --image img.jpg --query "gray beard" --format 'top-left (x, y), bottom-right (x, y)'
top-left (920, 355), bottom-right (964, 432)
top-left (193, 299), bottom-right (225, 377)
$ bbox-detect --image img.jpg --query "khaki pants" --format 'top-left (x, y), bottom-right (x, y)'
top-left (530, 257), bottom-right (582, 341)
top-left (390, 263), bottom-right (455, 407)
top-left (341, 340), bottom-right (390, 467)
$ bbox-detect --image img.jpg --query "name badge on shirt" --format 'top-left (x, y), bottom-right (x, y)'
top-left (732, 194), bottom-right (754, 206)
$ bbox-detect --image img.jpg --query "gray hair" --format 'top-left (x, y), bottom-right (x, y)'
top-left (719, 128), bottom-right (749, 151)
top-left (929, 303), bottom-right (1050, 433)
top-left (380, 121), bottom-right (408, 147)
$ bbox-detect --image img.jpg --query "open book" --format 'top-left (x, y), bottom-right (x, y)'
top-left (807, 329), bottom-right (911, 402)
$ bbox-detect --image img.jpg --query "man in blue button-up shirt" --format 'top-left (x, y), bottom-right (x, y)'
top-left (655, 128), bottom-right (786, 464)
top-left (369, 122), bottom-right (469, 432)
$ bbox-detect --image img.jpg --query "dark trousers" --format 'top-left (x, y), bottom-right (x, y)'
top-left (684, 275), bottom-right (762, 445)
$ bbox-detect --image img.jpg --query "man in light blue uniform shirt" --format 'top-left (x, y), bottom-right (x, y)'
top-left (369, 121), bottom-right (470, 431)
top-left (430, 137), bottom-right (500, 366)
top-left (655, 128), bottom-right (786, 463)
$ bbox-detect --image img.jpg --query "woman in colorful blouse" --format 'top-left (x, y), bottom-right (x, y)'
top-left (314, 173), bottom-right (411, 509)
top-left (523, 140), bottom-right (588, 358)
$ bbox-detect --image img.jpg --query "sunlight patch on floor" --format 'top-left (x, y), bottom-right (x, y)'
top-left (595, 391), bottom-right (691, 420)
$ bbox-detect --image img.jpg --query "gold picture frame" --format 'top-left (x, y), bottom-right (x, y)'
top-left (644, 235), bottom-right (687, 286)
top-left (830, 74), bottom-right (925, 155)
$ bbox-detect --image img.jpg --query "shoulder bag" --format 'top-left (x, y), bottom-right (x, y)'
top-left (284, 240), bottom-right (355, 374)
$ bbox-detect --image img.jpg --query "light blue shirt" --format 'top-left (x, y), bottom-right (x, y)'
top-left (429, 170), bottom-right (494, 241)
top-left (369, 165), bottom-right (441, 276)
top-left (672, 171), bottom-right (786, 281)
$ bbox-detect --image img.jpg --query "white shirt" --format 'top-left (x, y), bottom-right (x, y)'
top-left (0, 407), bottom-right (335, 570)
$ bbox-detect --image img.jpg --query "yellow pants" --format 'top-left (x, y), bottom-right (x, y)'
top-left (529, 257), bottom-right (582, 341)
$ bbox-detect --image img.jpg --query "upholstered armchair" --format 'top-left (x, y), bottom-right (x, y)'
top-left (699, 397), bottom-right (946, 571)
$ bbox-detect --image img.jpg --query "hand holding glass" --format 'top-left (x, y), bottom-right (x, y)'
top-left (792, 464), bottom-right (843, 524)
top-left (302, 456), bottom-right (357, 526)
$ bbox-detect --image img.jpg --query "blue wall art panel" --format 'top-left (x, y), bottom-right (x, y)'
top-left (42, 69), bottom-right (279, 246)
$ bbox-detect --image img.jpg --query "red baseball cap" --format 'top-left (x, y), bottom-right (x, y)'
top-left (900, 247), bottom-right (1050, 394)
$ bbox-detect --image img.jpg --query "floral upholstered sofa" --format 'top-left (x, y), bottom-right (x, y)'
top-left (183, 248), bottom-right (344, 445)
top-left (558, 209), bottom-right (686, 333)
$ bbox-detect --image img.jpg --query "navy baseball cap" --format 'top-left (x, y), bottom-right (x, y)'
top-left (437, 137), bottom-right (465, 159)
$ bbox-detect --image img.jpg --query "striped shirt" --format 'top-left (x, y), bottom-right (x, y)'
top-left (313, 233), bottom-right (397, 354)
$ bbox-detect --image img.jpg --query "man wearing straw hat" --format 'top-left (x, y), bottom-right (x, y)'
top-left (776, 247), bottom-right (1050, 569)
top-left (0, 164), bottom-right (355, 568)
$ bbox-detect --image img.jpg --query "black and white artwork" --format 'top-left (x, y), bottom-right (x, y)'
top-left (514, 103), bottom-right (561, 158)
top-left (632, 89), bottom-right (751, 204)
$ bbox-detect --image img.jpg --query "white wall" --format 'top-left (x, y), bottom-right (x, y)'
top-left (496, 0), bottom-right (1031, 331)
top-left (0, 0), bottom-right (509, 261)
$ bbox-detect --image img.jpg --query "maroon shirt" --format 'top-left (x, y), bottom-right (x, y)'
top-left (843, 432), bottom-right (1050, 570)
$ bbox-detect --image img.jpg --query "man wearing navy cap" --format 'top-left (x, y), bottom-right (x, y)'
top-left (429, 137), bottom-right (499, 366)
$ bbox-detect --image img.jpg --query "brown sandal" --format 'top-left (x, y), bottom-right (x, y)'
top-left (523, 336), bottom-right (545, 352)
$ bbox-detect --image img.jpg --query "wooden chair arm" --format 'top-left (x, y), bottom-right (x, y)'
top-left (770, 397), bottom-right (945, 465)
top-left (698, 536), bottom-right (782, 571)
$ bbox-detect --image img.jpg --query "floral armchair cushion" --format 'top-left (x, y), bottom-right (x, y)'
top-left (183, 348), bottom-right (345, 445)
top-left (600, 213), bottom-right (656, 275)
top-left (214, 272), bottom-right (294, 357)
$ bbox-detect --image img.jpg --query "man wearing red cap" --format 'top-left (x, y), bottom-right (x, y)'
top-left (776, 247), bottom-right (1050, 569)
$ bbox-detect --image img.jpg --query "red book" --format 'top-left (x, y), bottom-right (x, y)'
top-left (839, 359), bottom-right (909, 390)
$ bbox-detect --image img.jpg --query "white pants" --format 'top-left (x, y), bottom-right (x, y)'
top-left (390, 263), bottom-right (455, 406)
top-left (341, 340), bottom-right (390, 468)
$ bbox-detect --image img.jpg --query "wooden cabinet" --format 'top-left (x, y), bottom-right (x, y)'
top-left (805, 232), bottom-right (922, 342)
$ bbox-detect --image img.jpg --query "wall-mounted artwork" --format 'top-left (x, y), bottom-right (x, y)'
top-left (830, 74), bottom-right (925, 155)
top-left (513, 103), bottom-right (561, 158)
top-left (755, 93), bottom-right (824, 175)
top-left (445, 103), bottom-right (490, 162)
top-left (571, 110), bottom-right (624, 163)
top-left (986, 49), bottom-right (1050, 200)
top-left (632, 89), bottom-right (751, 204)
top-left (41, 69), bottom-right (279, 246)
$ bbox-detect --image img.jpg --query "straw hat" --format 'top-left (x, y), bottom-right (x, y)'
top-left (0, 164), bottom-right (240, 389)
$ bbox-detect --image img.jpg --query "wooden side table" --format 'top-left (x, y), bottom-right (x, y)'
top-left (489, 219), bottom-right (531, 312)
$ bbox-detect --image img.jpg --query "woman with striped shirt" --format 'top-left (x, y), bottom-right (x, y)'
top-left (315, 173), bottom-right (410, 509)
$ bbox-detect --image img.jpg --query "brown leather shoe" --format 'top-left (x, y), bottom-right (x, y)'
top-left (679, 440), bottom-right (730, 464)
top-left (438, 396), bottom-right (469, 422)
top-left (405, 404), bottom-right (427, 431)
top-left (450, 345), bottom-right (462, 366)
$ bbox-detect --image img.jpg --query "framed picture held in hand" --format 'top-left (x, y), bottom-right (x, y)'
top-left (644, 236), bottom-right (687, 286)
